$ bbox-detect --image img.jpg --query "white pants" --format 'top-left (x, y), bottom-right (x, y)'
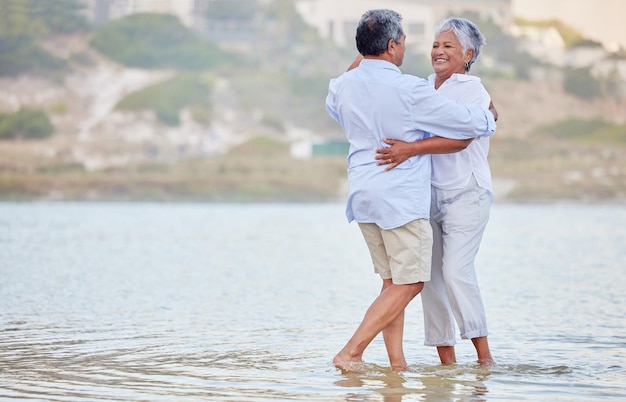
top-left (421, 176), bottom-right (491, 346)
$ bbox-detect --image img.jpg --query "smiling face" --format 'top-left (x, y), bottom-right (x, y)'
top-left (431, 30), bottom-right (473, 83)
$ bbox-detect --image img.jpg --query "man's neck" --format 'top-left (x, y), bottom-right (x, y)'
top-left (363, 53), bottom-right (395, 64)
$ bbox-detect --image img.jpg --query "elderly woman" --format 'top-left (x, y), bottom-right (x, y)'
top-left (376, 17), bottom-right (496, 366)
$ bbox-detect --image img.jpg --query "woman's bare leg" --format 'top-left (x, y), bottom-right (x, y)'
top-left (472, 336), bottom-right (495, 366)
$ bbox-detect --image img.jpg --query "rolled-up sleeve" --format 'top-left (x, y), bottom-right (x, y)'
top-left (408, 83), bottom-right (496, 140)
top-left (326, 79), bottom-right (340, 123)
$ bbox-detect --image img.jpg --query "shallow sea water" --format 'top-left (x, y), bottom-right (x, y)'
top-left (0, 202), bottom-right (625, 401)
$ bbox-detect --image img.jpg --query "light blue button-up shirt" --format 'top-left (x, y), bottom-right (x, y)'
top-left (326, 59), bottom-right (496, 229)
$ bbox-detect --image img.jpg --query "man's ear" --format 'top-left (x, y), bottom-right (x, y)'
top-left (387, 38), bottom-right (396, 54)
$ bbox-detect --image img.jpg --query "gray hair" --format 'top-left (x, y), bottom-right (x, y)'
top-left (435, 17), bottom-right (485, 72)
top-left (356, 9), bottom-right (404, 56)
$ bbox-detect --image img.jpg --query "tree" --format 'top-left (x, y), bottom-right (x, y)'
top-left (0, 0), bottom-right (88, 39)
top-left (91, 13), bottom-right (239, 70)
top-left (0, 0), bottom-right (89, 77)
top-left (204, 0), bottom-right (261, 21)
top-left (563, 67), bottom-right (601, 100)
top-left (0, 108), bottom-right (54, 140)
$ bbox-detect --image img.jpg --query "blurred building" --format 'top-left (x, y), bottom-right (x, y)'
top-left (81, 0), bottom-right (198, 27)
top-left (511, 25), bottom-right (566, 66)
top-left (511, 0), bottom-right (626, 52)
top-left (295, 0), bottom-right (512, 55)
top-left (189, 0), bottom-right (270, 51)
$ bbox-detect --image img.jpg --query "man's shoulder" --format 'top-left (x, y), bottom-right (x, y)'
top-left (398, 72), bottom-right (428, 84)
top-left (329, 66), bottom-right (430, 94)
top-left (393, 73), bottom-right (430, 92)
top-left (329, 68), bottom-right (360, 84)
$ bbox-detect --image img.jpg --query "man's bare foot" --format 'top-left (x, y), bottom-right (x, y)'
top-left (333, 353), bottom-right (364, 371)
top-left (390, 361), bottom-right (408, 371)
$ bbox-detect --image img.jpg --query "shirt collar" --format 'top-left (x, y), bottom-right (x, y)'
top-left (361, 58), bottom-right (401, 73)
top-left (428, 73), bottom-right (480, 84)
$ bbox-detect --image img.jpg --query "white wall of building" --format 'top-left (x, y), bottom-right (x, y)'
top-left (83, 0), bottom-right (196, 27)
top-left (511, 0), bottom-right (626, 51)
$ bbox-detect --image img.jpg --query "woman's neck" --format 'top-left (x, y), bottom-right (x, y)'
top-left (434, 74), bottom-right (450, 90)
top-left (434, 71), bottom-right (464, 89)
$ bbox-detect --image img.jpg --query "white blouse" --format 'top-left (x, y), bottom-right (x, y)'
top-left (428, 73), bottom-right (494, 198)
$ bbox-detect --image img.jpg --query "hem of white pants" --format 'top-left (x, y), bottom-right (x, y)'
top-left (424, 340), bottom-right (456, 347)
top-left (460, 329), bottom-right (489, 340)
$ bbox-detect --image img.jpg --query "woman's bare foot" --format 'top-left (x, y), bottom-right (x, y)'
top-left (477, 357), bottom-right (496, 367)
top-left (436, 345), bottom-right (457, 365)
top-left (472, 337), bottom-right (495, 367)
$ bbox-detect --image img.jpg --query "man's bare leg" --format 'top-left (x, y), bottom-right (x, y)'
top-left (380, 279), bottom-right (408, 370)
top-left (472, 336), bottom-right (495, 366)
top-left (436, 346), bottom-right (457, 365)
top-left (333, 282), bottom-right (423, 370)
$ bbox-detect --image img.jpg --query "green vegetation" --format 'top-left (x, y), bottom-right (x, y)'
top-left (0, 108), bottom-right (53, 139)
top-left (570, 38), bottom-right (604, 48)
top-left (563, 67), bottom-right (602, 99)
top-left (289, 72), bottom-right (331, 99)
top-left (0, 0), bottom-right (88, 38)
top-left (457, 12), bottom-right (542, 80)
top-left (260, 113), bottom-right (286, 132)
top-left (538, 118), bottom-right (626, 143)
top-left (0, 137), bottom-right (348, 202)
top-left (0, 38), bottom-right (66, 77)
top-left (594, 124), bottom-right (626, 143)
top-left (401, 53), bottom-right (436, 80)
top-left (0, 0), bottom-right (88, 77)
top-left (91, 13), bottom-right (241, 70)
top-left (49, 101), bottom-right (67, 115)
top-left (204, 0), bottom-right (261, 21)
top-left (226, 69), bottom-right (337, 134)
top-left (116, 73), bottom-right (215, 126)
top-left (0, 1), bottom-right (625, 203)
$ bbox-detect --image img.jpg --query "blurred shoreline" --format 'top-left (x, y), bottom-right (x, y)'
top-left (2, 32), bottom-right (625, 205)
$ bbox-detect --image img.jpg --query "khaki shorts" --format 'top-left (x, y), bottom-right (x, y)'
top-left (358, 219), bottom-right (432, 285)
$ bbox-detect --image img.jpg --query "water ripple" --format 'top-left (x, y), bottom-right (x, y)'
top-left (1, 202), bottom-right (625, 401)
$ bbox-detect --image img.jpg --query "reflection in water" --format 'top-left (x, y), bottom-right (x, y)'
top-left (335, 364), bottom-right (490, 402)
top-left (1, 202), bottom-right (625, 401)
top-left (335, 365), bottom-right (410, 402)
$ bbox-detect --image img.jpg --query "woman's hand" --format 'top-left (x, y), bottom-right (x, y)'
top-left (347, 54), bottom-right (364, 71)
top-left (489, 100), bottom-right (498, 122)
top-left (376, 136), bottom-right (472, 170)
top-left (375, 138), bottom-right (414, 171)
